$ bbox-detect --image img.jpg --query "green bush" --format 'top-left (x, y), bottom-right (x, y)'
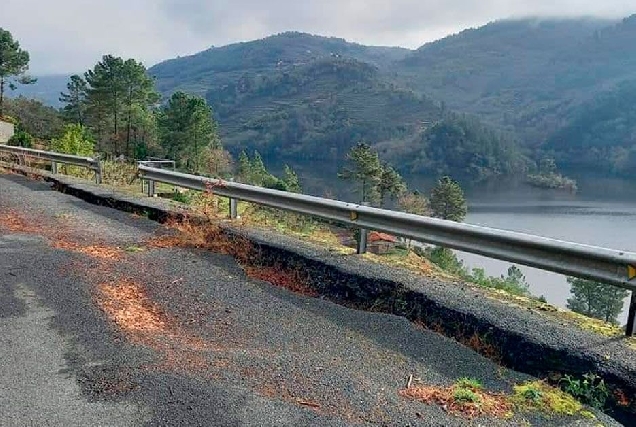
top-left (8, 130), bottom-right (33, 148)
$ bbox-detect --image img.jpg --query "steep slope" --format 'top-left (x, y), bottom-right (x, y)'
top-left (206, 56), bottom-right (442, 162)
top-left (545, 79), bottom-right (636, 176)
top-left (398, 16), bottom-right (636, 149)
top-left (150, 32), bottom-right (525, 183)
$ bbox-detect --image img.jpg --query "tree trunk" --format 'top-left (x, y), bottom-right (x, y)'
top-left (125, 88), bottom-right (133, 157)
top-left (0, 77), bottom-right (5, 118)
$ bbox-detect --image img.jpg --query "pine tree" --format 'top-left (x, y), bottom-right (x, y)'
top-left (339, 142), bottom-right (383, 205)
top-left (83, 55), bottom-right (157, 158)
top-left (567, 278), bottom-right (629, 325)
top-left (157, 91), bottom-right (219, 172)
top-left (121, 59), bottom-right (159, 157)
top-left (59, 75), bottom-right (87, 125)
top-left (249, 151), bottom-right (269, 186)
top-left (0, 28), bottom-right (35, 117)
top-left (378, 164), bottom-right (406, 207)
top-left (85, 55), bottom-right (126, 155)
top-left (237, 150), bottom-right (251, 183)
top-left (429, 176), bottom-right (467, 222)
top-left (282, 165), bottom-right (301, 193)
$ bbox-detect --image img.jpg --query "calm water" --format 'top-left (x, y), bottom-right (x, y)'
top-left (284, 159), bottom-right (636, 323)
top-left (459, 177), bottom-right (636, 324)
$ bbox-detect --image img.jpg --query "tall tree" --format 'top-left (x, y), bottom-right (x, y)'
top-left (83, 55), bottom-right (157, 158)
top-left (0, 28), bottom-right (35, 117)
top-left (378, 163), bottom-right (406, 207)
top-left (567, 278), bottom-right (629, 325)
top-left (203, 146), bottom-right (233, 177)
top-left (85, 55), bottom-right (126, 155)
top-left (59, 74), bottom-right (87, 125)
top-left (429, 176), bottom-right (468, 222)
top-left (397, 190), bottom-right (430, 249)
top-left (157, 91), bottom-right (219, 172)
top-left (237, 150), bottom-right (251, 182)
top-left (339, 142), bottom-right (383, 205)
top-left (121, 59), bottom-right (159, 156)
top-left (398, 190), bottom-right (429, 216)
top-left (249, 151), bottom-right (269, 186)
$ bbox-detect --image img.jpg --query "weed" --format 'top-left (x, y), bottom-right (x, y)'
top-left (521, 386), bottom-right (543, 403)
top-left (455, 378), bottom-right (483, 391)
top-left (171, 191), bottom-right (193, 204)
top-left (399, 382), bottom-right (511, 419)
top-left (453, 388), bottom-right (482, 404)
top-left (402, 377), bottom-right (602, 421)
top-left (560, 373), bottom-right (609, 409)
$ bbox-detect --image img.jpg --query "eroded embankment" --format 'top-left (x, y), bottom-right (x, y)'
top-left (4, 164), bottom-right (636, 423)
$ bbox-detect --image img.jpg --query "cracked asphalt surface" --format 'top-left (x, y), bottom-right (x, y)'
top-left (0, 172), bottom-right (622, 426)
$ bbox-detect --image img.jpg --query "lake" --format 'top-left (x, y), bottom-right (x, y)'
top-left (286, 161), bottom-right (636, 323)
top-left (458, 177), bottom-right (636, 324)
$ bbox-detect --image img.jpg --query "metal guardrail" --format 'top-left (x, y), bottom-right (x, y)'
top-left (137, 165), bottom-right (636, 336)
top-left (0, 144), bottom-right (102, 184)
top-left (137, 160), bottom-right (176, 195)
top-left (1, 147), bottom-right (634, 335)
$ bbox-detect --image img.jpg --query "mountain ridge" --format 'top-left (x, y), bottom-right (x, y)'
top-left (14, 15), bottom-right (636, 181)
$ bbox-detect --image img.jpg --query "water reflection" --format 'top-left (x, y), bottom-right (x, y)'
top-left (459, 176), bottom-right (636, 325)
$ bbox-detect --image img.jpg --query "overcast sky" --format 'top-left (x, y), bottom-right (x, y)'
top-left (2, 0), bottom-right (634, 75)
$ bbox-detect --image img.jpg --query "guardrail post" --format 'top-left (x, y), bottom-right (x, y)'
top-left (626, 292), bottom-right (636, 337)
top-left (227, 178), bottom-right (238, 219)
top-left (357, 202), bottom-right (369, 255)
top-left (146, 179), bottom-right (155, 197)
top-left (357, 227), bottom-right (368, 254)
top-left (94, 161), bottom-right (102, 184)
top-left (51, 161), bottom-right (58, 174)
top-left (229, 198), bottom-right (238, 220)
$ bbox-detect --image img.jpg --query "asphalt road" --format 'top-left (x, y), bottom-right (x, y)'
top-left (0, 172), bottom-right (621, 426)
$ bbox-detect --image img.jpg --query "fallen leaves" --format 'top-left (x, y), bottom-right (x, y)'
top-left (399, 383), bottom-right (512, 419)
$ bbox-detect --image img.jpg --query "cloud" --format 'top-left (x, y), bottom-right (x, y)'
top-left (1, 0), bottom-right (634, 74)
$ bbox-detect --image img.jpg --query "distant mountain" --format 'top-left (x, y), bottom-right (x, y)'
top-left (21, 17), bottom-right (636, 182)
top-left (400, 17), bottom-right (636, 140)
top-left (150, 31), bottom-right (524, 183)
top-left (9, 74), bottom-right (69, 108)
top-left (150, 31), bottom-right (411, 95)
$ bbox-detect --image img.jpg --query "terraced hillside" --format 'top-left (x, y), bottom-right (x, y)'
top-left (150, 32), bottom-right (522, 183)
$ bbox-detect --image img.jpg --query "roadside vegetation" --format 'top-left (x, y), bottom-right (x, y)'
top-left (400, 376), bottom-right (601, 421)
top-left (0, 24), bottom-right (626, 328)
top-left (1, 26), bottom-right (633, 419)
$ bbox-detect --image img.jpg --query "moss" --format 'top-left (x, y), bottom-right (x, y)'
top-left (580, 410), bottom-right (596, 419)
top-left (512, 381), bottom-right (585, 416)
